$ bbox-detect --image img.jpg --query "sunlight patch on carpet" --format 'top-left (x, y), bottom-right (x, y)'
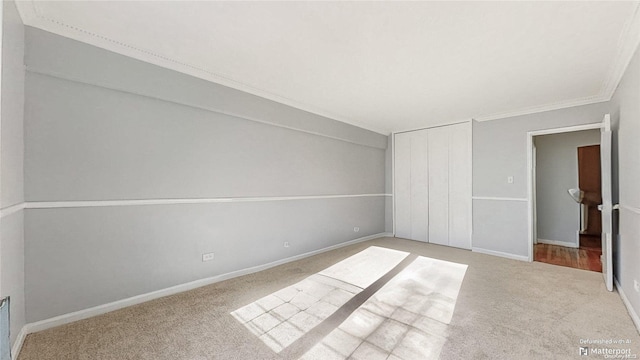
top-left (231, 246), bottom-right (410, 352)
top-left (300, 256), bottom-right (468, 360)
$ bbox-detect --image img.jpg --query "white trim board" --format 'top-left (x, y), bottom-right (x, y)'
top-left (474, 97), bottom-right (609, 123)
top-left (527, 122), bottom-right (603, 137)
top-left (19, 232), bottom-right (392, 337)
top-left (536, 239), bottom-right (579, 249)
top-left (615, 277), bottom-right (640, 334)
top-left (3, 194), bottom-right (387, 214)
top-left (0, 202), bottom-right (24, 218)
top-left (471, 247), bottom-right (529, 262)
top-left (2, 194), bottom-right (393, 217)
top-left (10, 326), bottom-right (27, 360)
top-left (472, 196), bottom-right (527, 202)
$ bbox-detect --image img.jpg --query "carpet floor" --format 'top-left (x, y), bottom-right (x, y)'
top-left (18, 237), bottom-right (640, 359)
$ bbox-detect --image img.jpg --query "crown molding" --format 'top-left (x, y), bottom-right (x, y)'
top-left (14, 1), bottom-right (388, 136)
top-left (473, 95), bottom-right (609, 122)
top-left (600, 1), bottom-right (640, 100)
top-left (14, 1), bottom-right (640, 130)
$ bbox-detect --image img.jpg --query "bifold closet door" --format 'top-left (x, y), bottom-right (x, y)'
top-left (427, 126), bottom-right (449, 246)
top-left (394, 123), bottom-right (471, 248)
top-left (394, 132), bottom-right (412, 240)
top-left (448, 122), bottom-right (472, 249)
top-left (394, 130), bottom-right (428, 242)
top-left (409, 130), bottom-right (428, 242)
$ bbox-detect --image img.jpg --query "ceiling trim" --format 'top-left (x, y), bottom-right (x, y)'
top-left (476, 1), bottom-right (640, 123)
top-left (15, 1), bottom-right (640, 131)
top-left (15, 1), bottom-right (390, 135)
top-left (599, 1), bottom-right (640, 100)
top-left (473, 94), bottom-right (609, 123)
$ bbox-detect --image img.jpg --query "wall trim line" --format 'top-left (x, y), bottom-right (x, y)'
top-left (471, 196), bottom-right (527, 202)
top-left (20, 232), bottom-right (392, 335)
top-left (473, 97), bottom-right (609, 123)
top-left (614, 277), bottom-right (640, 334)
top-left (471, 247), bottom-right (529, 262)
top-left (0, 202), bottom-right (25, 218)
top-left (18, 194), bottom-right (387, 211)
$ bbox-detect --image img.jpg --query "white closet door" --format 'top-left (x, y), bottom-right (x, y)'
top-left (394, 132), bottom-right (412, 239)
top-left (428, 126), bottom-right (450, 245)
top-left (410, 130), bottom-right (429, 242)
top-left (448, 122), bottom-right (472, 249)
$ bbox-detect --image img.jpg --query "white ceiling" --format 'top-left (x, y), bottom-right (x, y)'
top-left (16, 1), bottom-right (640, 134)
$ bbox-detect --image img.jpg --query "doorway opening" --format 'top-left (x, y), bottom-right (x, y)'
top-left (527, 115), bottom-right (614, 290)
top-left (531, 129), bottom-right (602, 272)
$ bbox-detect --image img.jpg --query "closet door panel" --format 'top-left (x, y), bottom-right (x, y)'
top-left (394, 132), bottom-right (412, 239)
top-left (428, 126), bottom-right (449, 245)
top-left (448, 123), bottom-right (472, 249)
top-left (410, 130), bottom-right (429, 242)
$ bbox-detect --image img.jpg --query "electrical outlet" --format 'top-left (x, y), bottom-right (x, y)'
top-left (507, 176), bottom-right (514, 184)
top-left (202, 252), bottom-right (215, 262)
top-left (353, 227), bottom-right (360, 232)
top-left (284, 242), bottom-right (290, 248)
top-left (634, 280), bottom-right (640, 293)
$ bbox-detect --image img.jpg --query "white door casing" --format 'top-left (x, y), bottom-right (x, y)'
top-left (600, 114), bottom-right (614, 292)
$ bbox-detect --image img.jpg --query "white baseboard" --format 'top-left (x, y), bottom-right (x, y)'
top-left (11, 326), bottom-right (28, 360)
top-left (21, 232), bottom-right (391, 336)
top-left (537, 238), bottom-right (579, 249)
top-left (614, 277), bottom-right (640, 334)
top-left (472, 247), bottom-right (529, 262)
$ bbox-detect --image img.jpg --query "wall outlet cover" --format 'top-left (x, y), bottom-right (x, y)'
top-left (202, 253), bottom-right (215, 262)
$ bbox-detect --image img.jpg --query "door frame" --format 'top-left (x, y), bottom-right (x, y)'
top-left (526, 122), bottom-right (603, 262)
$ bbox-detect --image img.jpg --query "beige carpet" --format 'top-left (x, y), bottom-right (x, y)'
top-left (18, 237), bottom-right (640, 359)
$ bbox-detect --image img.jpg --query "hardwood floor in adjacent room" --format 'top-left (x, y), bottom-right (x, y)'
top-left (534, 243), bottom-right (602, 272)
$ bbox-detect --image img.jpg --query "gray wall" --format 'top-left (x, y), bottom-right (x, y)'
top-left (534, 130), bottom-right (600, 246)
top-left (610, 44), bottom-right (640, 327)
top-left (472, 102), bottom-right (610, 257)
top-left (0, 0), bottom-right (25, 348)
top-left (24, 74), bottom-right (384, 201)
top-left (23, 28), bottom-right (387, 322)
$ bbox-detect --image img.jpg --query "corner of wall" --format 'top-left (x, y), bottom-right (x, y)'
top-left (0, 0), bottom-right (26, 354)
